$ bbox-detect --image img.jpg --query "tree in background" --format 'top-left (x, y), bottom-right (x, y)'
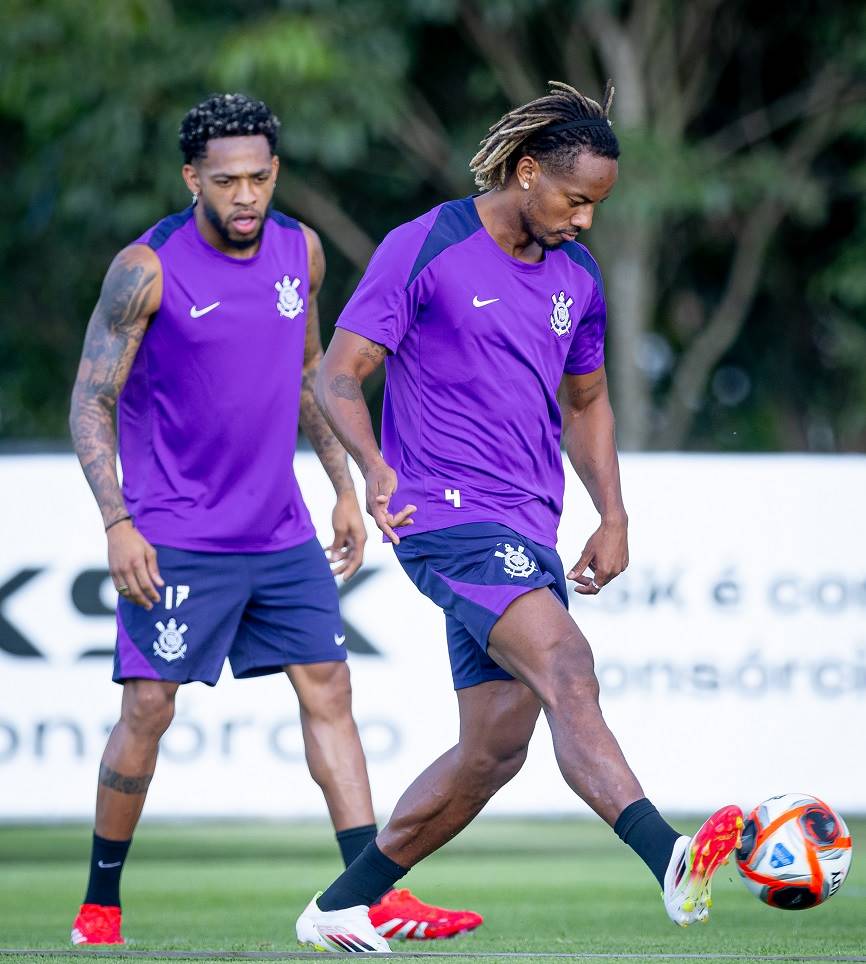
top-left (0, 0), bottom-right (864, 450)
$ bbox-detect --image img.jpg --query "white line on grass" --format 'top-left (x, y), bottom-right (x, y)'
top-left (2, 950), bottom-right (865, 962)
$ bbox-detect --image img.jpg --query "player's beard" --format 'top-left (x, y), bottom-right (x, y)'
top-left (200, 196), bottom-right (268, 250)
top-left (521, 207), bottom-right (579, 252)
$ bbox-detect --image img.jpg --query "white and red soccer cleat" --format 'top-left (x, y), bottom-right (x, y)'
top-left (296, 893), bottom-right (391, 953)
top-left (70, 903), bottom-right (124, 945)
top-left (369, 888), bottom-right (483, 940)
top-left (663, 804), bottom-right (744, 926)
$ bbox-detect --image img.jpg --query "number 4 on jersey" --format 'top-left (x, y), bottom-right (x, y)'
top-left (445, 488), bottom-right (461, 509)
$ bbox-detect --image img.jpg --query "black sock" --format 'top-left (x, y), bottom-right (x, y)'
top-left (614, 798), bottom-right (680, 887)
top-left (318, 841), bottom-right (408, 910)
top-left (83, 833), bottom-right (132, 907)
top-left (335, 824), bottom-right (378, 869)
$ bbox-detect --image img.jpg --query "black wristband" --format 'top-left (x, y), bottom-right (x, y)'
top-left (105, 514), bottom-right (132, 532)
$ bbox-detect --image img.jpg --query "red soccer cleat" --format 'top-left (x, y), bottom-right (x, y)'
top-left (663, 804), bottom-right (744, 926)
top-left (368, 888), bottom-right (483, 940)
top-left (71, 903), bottom-right (124, 945)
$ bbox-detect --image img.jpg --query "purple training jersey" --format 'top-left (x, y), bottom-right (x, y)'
top-left (118, 207), bottom-right (315, 552)
top-left (337, 196), bottom-right (607, 548)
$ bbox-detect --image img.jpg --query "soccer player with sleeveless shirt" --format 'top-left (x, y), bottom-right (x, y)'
top-left (297, 82), bottom-right (744, 952)
top-left (68, 93), bottom-right (480, 946)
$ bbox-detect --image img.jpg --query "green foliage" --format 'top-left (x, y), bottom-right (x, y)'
top-left (0, 0), bottom-right (864, 448)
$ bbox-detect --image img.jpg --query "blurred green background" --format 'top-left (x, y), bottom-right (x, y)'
top-left (1, 0), bottom-right (864, 450)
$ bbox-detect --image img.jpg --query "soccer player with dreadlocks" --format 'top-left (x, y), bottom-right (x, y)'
top-left (298, 82), bottom-right (744, 952)
top-left (68, 92), bottom-right (480, 946)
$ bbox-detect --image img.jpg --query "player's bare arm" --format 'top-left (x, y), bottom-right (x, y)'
top-left (315, 328), bottom-right (416, 544)
top-left (69, 244), bottom-right (164, 610)
top-left (560, 365), bottom-right (628, 594)
top-left (298, 225), bottom-right (366, 579)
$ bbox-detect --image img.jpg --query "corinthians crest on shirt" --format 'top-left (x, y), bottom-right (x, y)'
top-left (549, 291), bottom-right (574, 336)
top-left (274, 274), bottom-right (305, 319)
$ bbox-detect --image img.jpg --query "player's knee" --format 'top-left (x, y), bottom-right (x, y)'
top-left (123, 684), bottom-right (176, 739)
top-left (460, 736), bottom-right (530, 798)
top-left (300, 664), bottom-right (354, 722)
top-left (490, 739), bottom-right (529, 788)
top-left (537, 634), bottom-right (600, 711)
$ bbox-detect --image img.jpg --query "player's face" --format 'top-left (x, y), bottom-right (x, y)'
top-left (183, 135), bottom-right (279, 250)
top-left (520, 152), bottom-right (618, 250)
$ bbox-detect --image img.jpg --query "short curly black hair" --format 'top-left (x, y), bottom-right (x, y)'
top-left (179, 93), bottom-right (281, 163)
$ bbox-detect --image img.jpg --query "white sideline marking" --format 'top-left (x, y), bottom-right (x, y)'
top-left (2, 950), bottom-right (865, 962)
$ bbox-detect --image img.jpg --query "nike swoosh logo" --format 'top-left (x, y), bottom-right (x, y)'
top-left (334, 634), bottom-right (346, 646)
top-left (97, 860), bottom-right (122, 869)
top-left (189, 301), bottom-right (221, 318)
top-left (472, 296), bottom-right (500, 308)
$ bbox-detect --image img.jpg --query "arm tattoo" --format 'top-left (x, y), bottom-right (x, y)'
top-left (70, 254), bottom-right (156, 525)
top-left (99, 762), bottom-right (153, 795)
top-left (359, 341), bottom-right (388, 364)
top-left (299, 361), bottom-right (354, 494)
top-left (329, 373), bottom-right (364, 400)
top-left (568, 376), bottom-right (603, 401)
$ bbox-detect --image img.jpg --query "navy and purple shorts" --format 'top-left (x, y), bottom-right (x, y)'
top-left (113, 537), bottom-right (346, 686)
top-left (394, 522), bottom-right (569, 690)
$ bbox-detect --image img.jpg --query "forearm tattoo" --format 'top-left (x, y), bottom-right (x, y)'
top-left (329, 373), bottom-right (364, 400)
top-left (299, 362), bottom-right (353, 493)
top-left (99, 762), bottom-right (153, 795)
top-left (70, 253), bottom-right (156, 525)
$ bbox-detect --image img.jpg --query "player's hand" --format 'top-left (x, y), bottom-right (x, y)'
top-left (328, 489), bottom-right (367, 581)
top-left (567, 516), bottom-right (629, 595)
top-left (107, 521), bottom-right (164, 610)
top-left (364, 458), bottom-right (416, 545)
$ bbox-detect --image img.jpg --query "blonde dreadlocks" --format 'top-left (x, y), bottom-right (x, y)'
top-left (469, 81), bottom-right (618, 191)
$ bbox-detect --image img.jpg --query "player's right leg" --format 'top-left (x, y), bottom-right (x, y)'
top-left (486, 587), bottom-right (742, 925)
top-left (72, 546), bottom-right (248, 945)
top-left (72, 678), bottom-right (177, 945)
top-left (296, 677), bottom-right (539, 951)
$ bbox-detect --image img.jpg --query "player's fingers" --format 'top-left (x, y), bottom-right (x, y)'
top-left (389, 504), bottom-right (417, 528)
top-left (372, 507), bottom-right (400, 545)
top-left (567, 547), bottom-right (594, 581)
top-left (119, 567), bottom-right (149, 609)
top-left (329, 528), bottom-right (349, 561)
top-left (573, 579), bottom-right (601, 595)
top-left (133, 559), bottom-right (160, 607)
top-left (331, 557), bottom-right (350, 576)
top-left (593, 568), bottom-right (612, 588)
top-left (341, 546), bottom-right (364, 580)
top-left (145, 546), bottom-right (164, 587)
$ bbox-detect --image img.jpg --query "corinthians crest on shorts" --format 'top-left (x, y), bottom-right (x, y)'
top-left (494, 543), bottom-right (538, 579)
top-left (274, 275), bottom-right (304, 319)
top-left (549, 291), bottom-right (574, 336)
top-left (153, 617), bottom-right (188, 662)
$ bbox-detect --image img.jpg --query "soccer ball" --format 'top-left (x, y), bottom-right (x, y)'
top-left (736, 793), bottom-right (853, 910)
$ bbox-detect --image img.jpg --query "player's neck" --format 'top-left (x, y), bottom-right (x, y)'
top-left (193, 207), bottom-right (262, 260)
top-left (474, 191), bottom-right (544, 264)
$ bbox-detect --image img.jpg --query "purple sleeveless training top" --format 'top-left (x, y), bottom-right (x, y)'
top-left (118, 207), bottom-right (315, 552)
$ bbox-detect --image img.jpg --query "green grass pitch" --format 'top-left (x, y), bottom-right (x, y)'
top-left (0, 818), bottom-right (862, 963)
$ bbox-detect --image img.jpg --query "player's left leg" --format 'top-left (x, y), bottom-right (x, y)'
top-left (286, 660), bottom-right (375, 831)
top-left (486, 587), bottom-right (742, 925)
